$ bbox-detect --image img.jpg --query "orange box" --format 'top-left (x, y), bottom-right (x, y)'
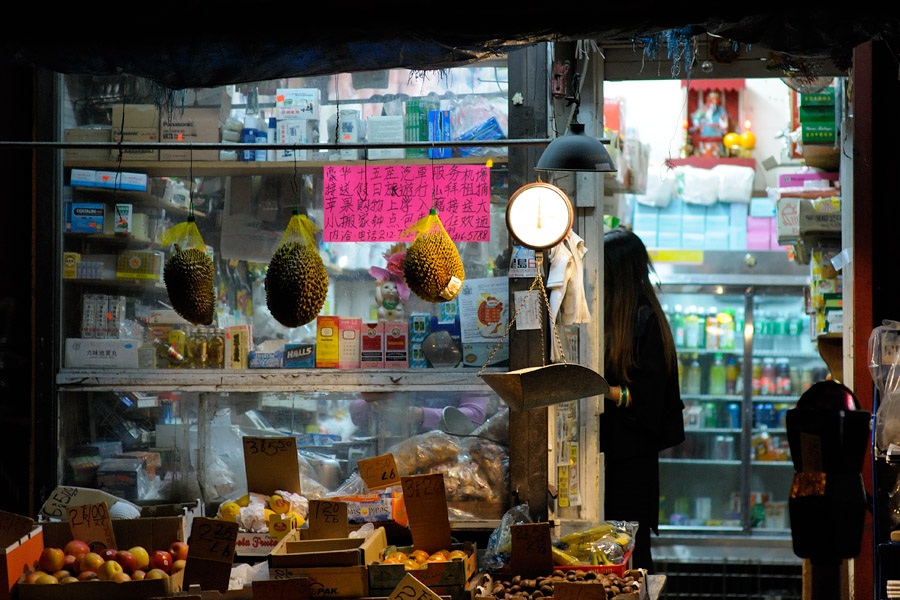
top-left (0, 511), bottom-right (43, 600)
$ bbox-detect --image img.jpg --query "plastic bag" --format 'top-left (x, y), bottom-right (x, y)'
top-left (869, 320), bottom-right (900, 453)
top-left (401, 210), bottom-right (465, 303)
top-left (389, 430), bottom-right (463, 475)
top-left (482, 503), bottom-right (532, 570)
top-left (554, 520), bottom-right (637, 565)
top-left (158, 219), bottom-right (216, 325)
top-left (265, 213), bottom-right (328, 328)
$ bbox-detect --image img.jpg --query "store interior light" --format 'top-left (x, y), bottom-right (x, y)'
top-left (536, 122), bottom-right (617, 173)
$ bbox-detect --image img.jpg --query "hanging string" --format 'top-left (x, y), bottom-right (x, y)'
top-left (188, 144), bottom-right (195, 222)
top-left (113, 77), bottom-right (127, 205)
top-left (291, 145), bottom-right (300, 216)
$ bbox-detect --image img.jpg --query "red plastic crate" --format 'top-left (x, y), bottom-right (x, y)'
top-left (555, 549), bottom-right (633, 578)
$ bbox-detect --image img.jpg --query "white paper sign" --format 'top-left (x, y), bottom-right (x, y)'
top-left (513, 290), bottom-right (542, 331)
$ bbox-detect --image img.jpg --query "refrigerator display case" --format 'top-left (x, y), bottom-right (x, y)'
top-left (653, 250), bottom-right (830, 537)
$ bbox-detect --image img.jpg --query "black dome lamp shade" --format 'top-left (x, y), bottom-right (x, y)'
top-left (536, 122), bottom-right (617, 173)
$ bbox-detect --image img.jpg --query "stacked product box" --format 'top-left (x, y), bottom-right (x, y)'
top-left (409, 313), bottom-right (431, 368)
top-left (80, 293), bottom-right (126, 338)
top-left (110, 104), bottom-right (160, 161)
top-left (384, 322), bottom-right (409, 368)
top-left (404, 98), bottom-right (439, 158)
top-left (275, 88), bottom-right (320, 161)
top-left (360, 322), bottom-right (385, 368)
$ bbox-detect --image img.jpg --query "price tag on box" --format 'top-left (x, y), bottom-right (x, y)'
top-left (307, 500), bottom-right (349, 540)
top-left (66, 501), bottom-right (117, 553)
top-left (358, 454), bottom-right (400, 490)
top-left (253, 578), bottom-right (311, 600)
top-left (388, 572), bottom-right (443, 600)
top-left (243, 436), bottom-right (302, 496)
top-left (183, 517), bottom-right (239, 593)
top-left (401, 474), bottom-right (452, 553)
top-left (510, 522), bottom-right (553, 577)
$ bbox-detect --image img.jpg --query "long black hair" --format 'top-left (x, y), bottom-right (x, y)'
top-left (603, 228), bottom-right (676, 383)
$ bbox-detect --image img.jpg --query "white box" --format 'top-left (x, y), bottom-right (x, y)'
top-left (275, 88), bottom-right (321, 120)
top-left (276, 119), bottom-right (317, 161)
top-left (95, 171), bottom-right (148, 192)
top-left (114, 203), bottom-right (133, 234)
top-left (366, 115), bottom-right (405, 160)
top-left (64, 338), bottom-right (140, 368)
top-left (70, 168), bottom-right (97, 187)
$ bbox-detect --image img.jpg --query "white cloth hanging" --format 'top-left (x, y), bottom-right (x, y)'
top-left (547, 230), bottom-right (592, 362)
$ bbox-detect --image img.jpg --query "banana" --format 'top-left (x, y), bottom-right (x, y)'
top-left (551, 546), bottom-right (582, 566)
top-left (558, 524), bottom-right (616, 546)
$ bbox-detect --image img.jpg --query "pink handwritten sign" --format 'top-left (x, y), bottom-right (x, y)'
top-left (323, 165), bottom-right (491, 242)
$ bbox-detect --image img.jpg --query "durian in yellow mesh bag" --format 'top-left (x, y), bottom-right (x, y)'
top-left (159, 218), bottom-right (216, 326)
top-left (265, 212), bottom-right (329, 328)
top-left (401, 209), bottom-right (465, 303)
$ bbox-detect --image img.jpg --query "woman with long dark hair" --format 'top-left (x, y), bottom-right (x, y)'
top-left (601, 228), bottom-right (685, 573)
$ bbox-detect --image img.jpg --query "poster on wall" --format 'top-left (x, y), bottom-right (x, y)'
top-left (322, 165), bottom-right (491, 242)
top-left (458, 277), bottom-right (509, 343)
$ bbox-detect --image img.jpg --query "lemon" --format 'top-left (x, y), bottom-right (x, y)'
top-left (268, 494), bottom-right (290, 515)
top-left (236, 494), bottom-right (251, 507)
top-left (219, 501), bottom-right (241, 522)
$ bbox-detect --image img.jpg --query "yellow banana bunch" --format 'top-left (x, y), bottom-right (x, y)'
top-left (558, 524), bottom-right (616, 546)
top-left (551, 546), bottom-right (581, 566)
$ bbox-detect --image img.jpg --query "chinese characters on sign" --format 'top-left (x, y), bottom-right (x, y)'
top-left (323, 165), bottom-right (491, 242)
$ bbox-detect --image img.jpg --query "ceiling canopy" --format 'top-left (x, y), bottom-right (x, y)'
top-left (4, 10), bottom-right (898, 89)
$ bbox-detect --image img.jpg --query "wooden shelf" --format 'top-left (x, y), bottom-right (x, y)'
top-left (664, 157), bottom-right (756, 170)
top-left (72, 187), bottom-right (208, 219)
top-left (64, 156), bottom-right (506, 178)
top-left (65, 232), bottom-right (164, 249)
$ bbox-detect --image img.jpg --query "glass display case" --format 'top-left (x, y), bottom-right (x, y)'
top-left (653, 251), bottom-right (830, 536)
top-left (51, 66), bottom-right (521, 521)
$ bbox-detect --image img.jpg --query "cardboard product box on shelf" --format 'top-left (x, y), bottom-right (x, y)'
top-left (64, 338), bottom-right (140, 369)
top-left (268, 564), bottom-right (369, 598)
top-left (116, 250), bottom-right (164, 280)
top-left (65, 202), bottom-right (105, 233)
top-left (0, 511), bottom-right (43, 600)
top-left (160, 106), bottom-right (225, 161)
top-left (110, 104), bottom-right (160, 161)
top-left (64, 128), bottom-right (111, 161)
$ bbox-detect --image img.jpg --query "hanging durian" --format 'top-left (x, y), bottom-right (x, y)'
top-left (402, 209), bottom-right (465, 303)
top-left (163, 243), bottom-right (216, 326)
top-left (265, 214), bottom-right (329, 328)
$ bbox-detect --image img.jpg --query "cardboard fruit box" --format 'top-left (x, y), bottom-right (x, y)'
top-left (267, 565), bottom-right (369, 598)
top-left (368, 541), bottom-right (477, 590)
top-left (0, 512), bottom-right (43, 600)
top-left (269, 526), bottom-right (386, 569)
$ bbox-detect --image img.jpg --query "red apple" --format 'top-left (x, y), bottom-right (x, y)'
top-left (51, 570), bottom-right (72, 581)
top-left (38, 547), bottom-right (65, 573)
top-left (131, 569), bottom-right (146, 581)
top-left (114, 550), bottom-right (137, 573)
top-left (63, 554), bottom-right (78, 572)
top-left (99, 548), bottom-right (119, 562)
top-left (24, 571), bottom-right (49, 584)
top-left (64, 539), bottom-right (90, 559)
top-left (59, 576), bottom-right (79, 584)
top-left (32, 573), bottom-right (59, 585)
top-left (149, 550), bottom-right (172, 573)
top-left (96, 559), bottom-right (123, 581)
top-left (111, 572), bottom-right (132, 583)
top-left (77, 571), bottom-right (99, 581)
top-left (169, 541), bottom-right (189, 561)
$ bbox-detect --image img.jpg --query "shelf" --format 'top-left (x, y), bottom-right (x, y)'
top-left (684, 427), bottom-right (742, 434)
top-left (750, 460), bottom-right (793, 467)
top-left (55, 367), bottom-right (503, 392)
top-left (65, 232), bottom-right (165, 249)
top-left (676, 347), bottom-right (741, 355)
top-left (72, 187), bottom-right (208, 219)
top-left (64, 156), bottom-right (506, 178)
top-left (660, 458), bottom-right (742, 466)
top-left (62, 277), bottom-right (167, 291)
top-left (752, 395), bottom-right (799, 402)
top-left (682, 394), bottom-right (742, 401)
top-left (659, 525), bottom-right (744, 534)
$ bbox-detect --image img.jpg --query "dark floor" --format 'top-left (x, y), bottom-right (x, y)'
top-left (656, 560), bottom-right (802, 600)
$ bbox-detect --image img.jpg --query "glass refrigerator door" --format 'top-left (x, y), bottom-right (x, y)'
top-left (657, 287), bottom-right (829, 534)
top-left (658, 291), bottom-right (746, 533)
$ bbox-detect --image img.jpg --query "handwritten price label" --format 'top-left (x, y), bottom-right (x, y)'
top-left (401, 474), bottom-right (451, 553)
top-left (358, 454), bottom-right (400, 490)
top-left (388, 573), bottom-right (443, 600)
top-left (243, 436), bottom-right (301, 496)
top-left (40, 486), bottom-right (81, 520)
top-left (510, 523), bottom-right (553, 578)
top-left (67, 501), bottom-right (116, 552)
top-left (188, 517), bottom-right (239, 563)
top-left (307, 500), bottom-right (348, 540)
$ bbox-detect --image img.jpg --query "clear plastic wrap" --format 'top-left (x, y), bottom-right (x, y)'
top-left (553, 520), bottom-right (637, 566)
top-left (390, 430), bottom-right (463, 475)
top-left (482, 503), bottom-right (532, 570)
top-left (869, 320), bottom-right (900, 453)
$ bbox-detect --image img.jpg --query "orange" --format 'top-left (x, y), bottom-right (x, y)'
top-left (386, 552), bottom-right (408, 562)
top-left (410, 550), bottom-right (430, 563)
top-left (403, 559), bottom-right (424, 571)
top-left (426, 554), bottom-right (449, 563)
top-left (449, 550), bottom-right (468, 560)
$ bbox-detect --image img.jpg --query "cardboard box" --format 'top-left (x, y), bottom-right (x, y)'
top-left (269, 527), bottom-right (386, 569)
top-left (64, 338), bottom-right (140, 368)
top-left (95, 171), bottom-right (148, 192)
top-left (360, 323), bottom-right (384, 369)
top-left (65, 202), bottom-right (105, 233)
top-left (96, 458), bottom-right (146, 500)
top-left (70, 169), bottom-right (97, 187)
top-left (776, 196), bottom-right (841, 243)
top-left (113, 203), bottom-right (133, 234)
top-left (284, 343), bottom-right (315, 368)
top-left (111, 104), bottom-right (160, 161)
top-left (38, 515), bottom-right (186, 551)
top-left (339, 318), bottom-right (361, 369)
top-left (268, 565), bottom-right (368, 597)
top-left (235, 532), bottom-right (283, 557)
top-left (0, 512), bottom-right (43, 600)
top-left (368, 541), bottom-right (476, 589)
top-left (384, 322), bottom-right (408, 368)
top-left (64, 128), bottom-right (111, 161)
top-left (116, 250), bottom-right (164, 280)
top-left (225, 326), bottom-right (251, 369)
top-left (161, 108), bottom-right (222, 161)
top-left (316, 316), bottom-right (340, 368)
top-left (275, 88), bottom-right (321, 120)
top-left (276, 119), bottom-right (317, 161)
top-left (366, 115), bottom-right (405, 160)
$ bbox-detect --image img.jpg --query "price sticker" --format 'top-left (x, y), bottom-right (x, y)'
top-left (401, 474), bottom-right (451, 553)
top-left (307, 500), bottom-right (348, 540)
top-left (388, 573), bottom-right (443, 600)
top-left (510, 523), bottom-right (553, 578)
top-left (66, 501), bottom-right (116, 553)
top-left (187, 517), bottom-right (239, 563)
top-left (253, 578), bottom-right (311, 600)
top-left (553, 581), bottom-right (608, 600)
top-left (243, 436), bottom-right (301, 496)
top-left (358, 454), bottom-right (400, 490)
